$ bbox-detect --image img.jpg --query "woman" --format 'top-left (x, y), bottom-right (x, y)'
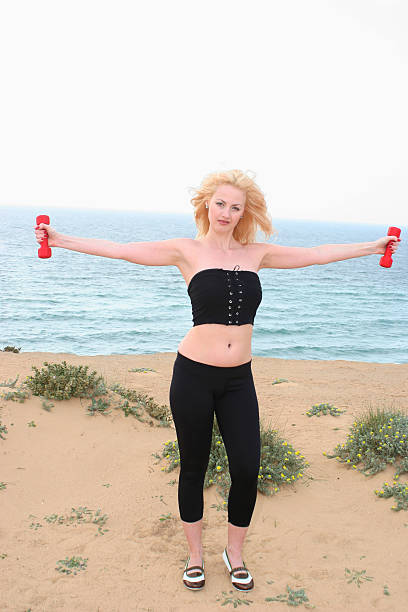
top-left (34, 169), bottom-right (400, 592)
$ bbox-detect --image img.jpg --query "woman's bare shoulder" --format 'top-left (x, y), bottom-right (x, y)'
top-left (241, 241), bottom-right (267, 256)
top-left (247, 242), bottom-right (272, 269)
top-left (176, 237), bottom-right (198, 256)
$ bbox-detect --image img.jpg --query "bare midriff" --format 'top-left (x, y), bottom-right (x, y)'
top-left (176, 239), bottom-right (264, 367)
top-left (177, 323), bottom-right (254, 367)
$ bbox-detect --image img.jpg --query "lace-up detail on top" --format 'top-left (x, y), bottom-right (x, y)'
top-left (187, 265), bottom-right (262, 327)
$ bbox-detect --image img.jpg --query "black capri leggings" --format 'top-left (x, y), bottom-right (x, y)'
top-left (169, 351), bottom-right (261, 528)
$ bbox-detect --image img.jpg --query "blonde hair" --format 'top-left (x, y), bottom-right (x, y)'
top-left (189, 169), bottom-right (276, 245)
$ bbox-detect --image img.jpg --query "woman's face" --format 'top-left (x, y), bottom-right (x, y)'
top-left (207, 184), bottom-right (246, 230)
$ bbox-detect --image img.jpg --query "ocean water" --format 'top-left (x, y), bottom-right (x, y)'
top-left (2, 206), bottom-right (407, 363)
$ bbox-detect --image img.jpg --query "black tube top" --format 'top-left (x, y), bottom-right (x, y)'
top-left (187, 266), bottom-right (262, 326)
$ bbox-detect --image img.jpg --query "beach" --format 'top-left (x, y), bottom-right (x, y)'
top-left (1, 350), bottom-right (407, 612)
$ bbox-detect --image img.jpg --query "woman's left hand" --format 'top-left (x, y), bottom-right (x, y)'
top-left (372, 235), bottom-right (401, 255)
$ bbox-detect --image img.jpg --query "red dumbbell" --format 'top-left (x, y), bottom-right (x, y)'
top-left (379, 226), bottom-right (401, 268)
top-left (36, 215), bottom-right (52, 258)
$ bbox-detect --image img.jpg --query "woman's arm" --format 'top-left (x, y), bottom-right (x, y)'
top-left (35, 222), bottom-right (122, 258)
top-left (260, 235), bottom-right (400, 269)
top-left (118, 238), bottom-right (187, 266)
top-left (55, 234), bottom-right (123, 259)
top-left (35, 223), bottom-right (187, 265)
top-left (315, 235), bottom-right (400, 265)
top-left (314, 240), bottom-right (376, 265)
top-left (54, 234), bottom-right (185, 265)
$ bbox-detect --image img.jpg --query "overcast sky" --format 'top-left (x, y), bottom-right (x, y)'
top-left (1, 0), bottom-right (407, 226)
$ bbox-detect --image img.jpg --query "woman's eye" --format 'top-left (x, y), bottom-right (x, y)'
top-left (216, 202), bottom-right (239, 211)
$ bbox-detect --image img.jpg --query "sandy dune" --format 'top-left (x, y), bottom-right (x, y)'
top-left (1, 351), bottom-right (407, 611)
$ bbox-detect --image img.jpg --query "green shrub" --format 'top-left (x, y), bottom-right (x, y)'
top-left (375, 481), bottom-right (408, 511)
top-left (1, 387), bottom-right (30, 403)
top-left (110, 383), bottom-right (171, 426)
top-left (1, 346), bottom-right (21, 353)
top-left (55, 556), bottom-right (88, 575)
top-left (266, 584), bottom-right (310, 605)
top-left (326, 408), bottom-right (408, 477)
top-left (0, 421), bottom-right (8, 440)
top-left (0, 375), bottom-right (19, 388)
top-left (161, 419), bottom-right (308, 503)
top-left (25, 361), bottom-right (107, 400)
top-left (306, 402), bottom-right (345, 417)
top-left (257, 424), bottom-right (308, 495)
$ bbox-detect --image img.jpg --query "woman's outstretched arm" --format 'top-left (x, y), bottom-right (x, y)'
top-left (314, 235), bottom-right (400, 265)
top-left (35, 222), bottom-right (187, 266)
top-left (260, 235), bottom-right (400, 269)
top-left (118, 238), bottom-right (188, 266)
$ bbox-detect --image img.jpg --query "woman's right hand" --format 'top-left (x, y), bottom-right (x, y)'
top-left (34, 222), bottom-right (59, 247)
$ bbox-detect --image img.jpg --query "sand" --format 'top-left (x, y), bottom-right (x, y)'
top-left (1, 350), bottom-right (407, 612)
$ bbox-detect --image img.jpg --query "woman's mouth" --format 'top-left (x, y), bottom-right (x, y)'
top-left (218, 220), bottom-right (229, 225)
